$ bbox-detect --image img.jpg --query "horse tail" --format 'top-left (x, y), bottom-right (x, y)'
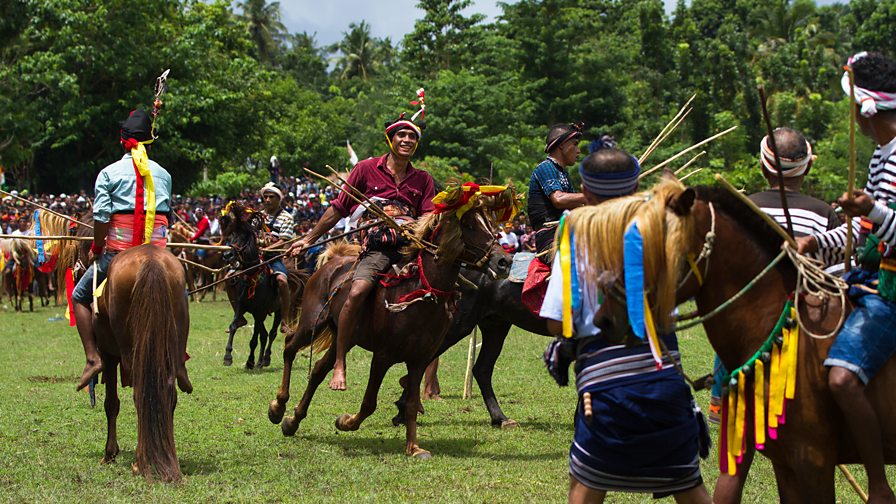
top-left (129, 254), bottom-right (182, 483)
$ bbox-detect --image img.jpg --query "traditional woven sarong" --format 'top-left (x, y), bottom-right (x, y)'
top-left (569, 335), bottom-right (707, 496)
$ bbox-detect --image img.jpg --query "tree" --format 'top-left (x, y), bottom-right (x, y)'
top-left (402, 0), bottom-right (486, 78)
top-left (330, 21), bottom-right (392, 81)
top-left (237, 0), bottom-right (286, 64)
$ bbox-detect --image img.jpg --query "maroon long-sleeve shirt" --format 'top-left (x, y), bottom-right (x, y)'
top-left (330, 154), bottom-right (436, 218)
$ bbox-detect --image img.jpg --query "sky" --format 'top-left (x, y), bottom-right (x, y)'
top-left (276, 0), bottom-right (845, 47)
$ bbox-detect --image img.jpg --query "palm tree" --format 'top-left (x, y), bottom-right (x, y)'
top-left (238, 0), bottom-right (287, 63)
top-left (330, 21), bottom-right (387, 81)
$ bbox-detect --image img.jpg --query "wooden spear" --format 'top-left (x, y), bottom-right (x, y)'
top-left (0, 189), bottom-right (91, 228)
top-left (758, 85), bottom-right (795, 240)
top-left (844, 67), bottom-right (858, 273)
top-left (640, 126), bottom-right (738, 180)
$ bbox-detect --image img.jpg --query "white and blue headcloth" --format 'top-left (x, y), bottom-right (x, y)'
top-left (578, 156), bottom-right (641, 197)
top-left (842, 52), bottom-right (896, 118)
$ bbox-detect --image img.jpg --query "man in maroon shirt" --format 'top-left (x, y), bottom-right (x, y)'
top-left (289, 116), bottom-right (435, 390)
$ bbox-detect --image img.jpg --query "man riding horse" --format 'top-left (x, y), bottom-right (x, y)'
top-left (72, 108), bottom-right (173, 391)
top-left (289, 113), bottom-right (435, 391)
top-left (259, 182), bottom-right (296, 333)
top-left (796, 51), bottom-right (896, 503)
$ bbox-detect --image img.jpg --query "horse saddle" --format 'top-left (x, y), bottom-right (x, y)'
top-left (508, 252), bottom-right (535, 283)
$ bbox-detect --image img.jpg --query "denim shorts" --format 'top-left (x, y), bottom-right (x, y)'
top-left (269, 259), bottom-right (288, 278)
top-left (825, 294), bottom-right (896, 384)
top-left (71, 252), bottom-right (116, 304)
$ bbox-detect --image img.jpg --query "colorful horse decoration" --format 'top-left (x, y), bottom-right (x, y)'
top-left (587, 176), bottom-right (889, 502)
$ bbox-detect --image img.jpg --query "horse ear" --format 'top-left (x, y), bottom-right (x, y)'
top-left (668, 187), bottom-right (696, 216)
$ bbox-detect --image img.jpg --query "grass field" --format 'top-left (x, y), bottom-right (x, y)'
top-left (0, 299), bottom-right (875, 502)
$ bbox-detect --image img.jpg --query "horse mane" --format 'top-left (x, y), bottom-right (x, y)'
top-left (693, 185), bottom-right (786, 257)
top-left (567, 176), bottom-right (693, 332)
top-left (316, 240), bottom-right (361, 269)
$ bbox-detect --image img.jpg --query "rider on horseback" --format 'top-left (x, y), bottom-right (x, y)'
top-left (797, 51), bottom-right (896, 503)
top-left (259, 182), bottom-right (296, 333)
top-left (72, 109), bottom-right (173, 391)
top-left (288, 115), bottom-right (435, 391)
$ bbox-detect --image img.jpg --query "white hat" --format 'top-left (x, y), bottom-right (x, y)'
top-left (76, 196), bottom-right (86, 203)
top-left (261, 182), bottom-right (283, 199)
top-left (59, 193), bottom-right (67, 198)
top-left (10, 190), bottom-right (18, 196)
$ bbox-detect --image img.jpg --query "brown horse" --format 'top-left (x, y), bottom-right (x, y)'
top-left (267, 188), bottom-right (514, 458)
top-left (4, 238), bottom-right (35, 311)
top-left (589, 178), bottom-right (896, 503)
top-left (93, 244), bottom-right (192, 482)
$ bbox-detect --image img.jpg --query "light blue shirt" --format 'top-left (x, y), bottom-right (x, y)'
top-left (93, 153), bottom-right (172, 223)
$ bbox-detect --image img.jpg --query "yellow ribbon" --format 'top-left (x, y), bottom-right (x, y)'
top-left (643, 295), bottom-right (664, 368)
top-left (131, 142), bottom-right (156, 244)
top-left (559, 219), bottom-right (573, 338)
top-left (431, 184), bottom-right (520, 222)
top-left (754, 358), bottom-right (766, 448)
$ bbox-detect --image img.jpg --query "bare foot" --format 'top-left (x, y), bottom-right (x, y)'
top-left (76, 359), bottom-right (103, 391)
top-left (329, 367), bottom-right (347, 391)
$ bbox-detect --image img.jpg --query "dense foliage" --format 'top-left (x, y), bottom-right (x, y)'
top-left (1, 0), bottom-right (892, 201)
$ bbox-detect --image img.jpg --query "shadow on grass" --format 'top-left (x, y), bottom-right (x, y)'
top-left (180, 456), bottom-right (221, 476)
top-left (308, 433), bottom-right (566, 460)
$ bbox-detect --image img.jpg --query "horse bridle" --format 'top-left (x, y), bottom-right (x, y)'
top-left (426, 210), bottom-right (497, 270)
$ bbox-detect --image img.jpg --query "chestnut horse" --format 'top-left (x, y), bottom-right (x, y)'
top-left (267, 188), bottom-right (514, 458)
top-left (591, 179), bottom-right (896, 503)
top-left (93, 244), bottom-right (192, 482)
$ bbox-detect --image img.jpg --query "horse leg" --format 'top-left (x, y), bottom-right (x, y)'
top-left (403, 362), bottom-right (431, 459)
top-left (263, 311), bottom-right (281, 368)
top-left (335, 353), bottom-right (391, 432)
top-left (422, 359), bottom-right (441, 400)
top-left (268, 324), bottom-right (307, 424)
top-left (472, 320), bottom-right (516, 428)
top-left (101, 360), bottom-right (121, 464)
top-left (224, 311), bottom-right (242, 366)
top-left (281, 343), bottom-right (337, 436)
top-left (246, 317), bottom-right (262, 369)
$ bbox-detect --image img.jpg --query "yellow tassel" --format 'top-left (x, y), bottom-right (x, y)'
top-left (727, 388), bottom-right (738, 475)
top-left (132, 142), bottom-right (156, 244)
top-left (559, 220), bottom-right (574, 338)
top-left (785, 307), bottom-right (798, 400)
top-left (643, 295), bottom-right (664, 367)
top-left (733, 370), bottom-right (747, 457)
top-left (754, 359), bottom-right (766, 447)
top-left (768, 343), bottom-right (783, 429)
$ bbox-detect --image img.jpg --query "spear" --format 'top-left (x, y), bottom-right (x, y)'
top-left (844, 67), bottom-right (858, 273)
top-left (0, 189), bottom-right (90, 228)
top-left (640, 126), bottom-right (738, 179)
top-left (758, 85), bottom-right (795, 240)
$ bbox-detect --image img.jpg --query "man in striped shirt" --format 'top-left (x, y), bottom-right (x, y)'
top-left (749, 127), bottom-right (845, 272)
top-left (260, 183), bottom-right (296, 333)
top-left (796, 51), bottom-right (896, 503)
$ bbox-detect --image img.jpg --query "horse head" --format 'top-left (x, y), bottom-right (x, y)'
top-left (219, 201), bottom-right (262, 269)
top-left (572, 176), bottom-right (697, 343)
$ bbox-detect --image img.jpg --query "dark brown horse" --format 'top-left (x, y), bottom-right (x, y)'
top-left (591, 179), bottom-right (896, 503)
top-left (3, 238), bottom-right (35, 311)
top-left (219, 202), bottom-right (307, 369)
top-left (93, 244), bottom-right (192, 482)
top-left (267, 188), bottom-right (513, 458)
top-left (392, 250), bottom-right (554, 429)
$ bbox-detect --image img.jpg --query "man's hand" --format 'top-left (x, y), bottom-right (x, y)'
top-left (836, 190), bottom-right (875, 218)
top-left (288, 236), bottom-right (313, 257)
top-left (794, 235), bottom-right (818, 255)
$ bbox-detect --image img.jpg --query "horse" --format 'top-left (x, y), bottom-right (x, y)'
top-left (588, 177), bottom-right (896, 503)
top-left (168, 221), bottom-right (224, 302)
top-left (219, 202), bottom-right (307, 369)
top-left (92, 244), bottom-right (192, 482)
top-left (4, 238), bottom-right (35, 311)
top-left (267, 186), bottom-right (515, 458)
top-left (391, 248), bottom-right (556, 429)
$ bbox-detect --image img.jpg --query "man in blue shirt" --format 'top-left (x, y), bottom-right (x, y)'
top-left (527, 123), bottom-right (587, 263)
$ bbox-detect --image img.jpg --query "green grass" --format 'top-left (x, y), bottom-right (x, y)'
top-left (0, 300), bottom-right (874, 502)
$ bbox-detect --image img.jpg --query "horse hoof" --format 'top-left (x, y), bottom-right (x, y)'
top-left (131, 463), bottom-right (140, 476)
top-left (335, 413), bottom-right (355, 432)
top-left (500, 419), bottom-right (519, 429)
top-left (281, 416), bottom-right (299, 436)
top-left (245, 361), bottom-right (254, 370)
top-left (268, 400), bottom-right (285, 424)
top-left (223, 356), bottom-right (233, 366)
top-left (391, 415), bottom-right (405, 427)
top-left (409, 448), bottom-right (432, 460)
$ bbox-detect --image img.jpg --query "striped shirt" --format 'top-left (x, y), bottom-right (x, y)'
top-left (815, 136), bottom-right (896, 258)
top-left (748, 190), bottom-right (844, 273)
top-left (266, 209), bottom-right (294, 240)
